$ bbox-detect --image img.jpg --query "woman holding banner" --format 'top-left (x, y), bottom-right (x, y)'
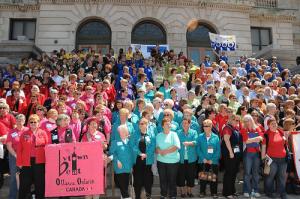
top-left (81, 117), bottom-right (107, 199)
top-left (109, 124), bottom-right (134, 199)
top-left (16, 114), bottom-right (48, 199)
top-left (132, 118), bottom-right (156, 199)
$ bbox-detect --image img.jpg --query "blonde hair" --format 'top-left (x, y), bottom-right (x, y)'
top-left (243, 114), bottom-right (258, 129)
top-left (47, 109), bottom-right (58, 118)
top-left (28, 114), bottom-right (40, 122)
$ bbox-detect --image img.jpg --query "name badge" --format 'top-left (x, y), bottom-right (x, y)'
top-left (46, 124), bottom-right (52, 129)
top-left (145, 137), bottom-right (150, 143)
top-left (95, 135), bottom-right (101, 140)
top-left (11, 132), bottom-right (18, 138)
top-left (52, 135), bottom-right (58, 140)
top-left (234, 146), bottom-right (240, 153)
top-left (207, 147), bottom-right (214, 154)
top-left (117, 142), bottom-right (123, 146)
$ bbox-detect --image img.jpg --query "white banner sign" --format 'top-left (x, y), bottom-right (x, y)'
top-left (131, 44), bottom-right (169, 58)
top-left (209, 33), bottom-right (236, 51)
top-left (292, 132), bottom-right (300, 179)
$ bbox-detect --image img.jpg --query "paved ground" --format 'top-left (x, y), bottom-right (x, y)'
top-left (1, 172), bottom-right (300, 199)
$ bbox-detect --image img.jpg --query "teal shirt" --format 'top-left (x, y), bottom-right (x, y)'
top-left (109, 138), bottom-right (134, 174)
top-left (132, 129), bottom-right (156, 165)
top-left (158, 87), bottom-right (171, 99)
top-left (145, 90), bottom-right (155, 102)
top-left (156, 131), bottom-right (181, 163)
top-left (196, 132), bottom-right (221, 165)
top-left (111, 121), bottom-right (135, 142)
top-left (157, 120), bottom-right (179, 134)
top-left (177, 128), bottom-right (198, 163)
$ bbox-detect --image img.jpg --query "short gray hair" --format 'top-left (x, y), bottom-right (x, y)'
top-left (15, 114), bottom-right (26, 121)
top-left (56, 114), bottom-right (70, 126)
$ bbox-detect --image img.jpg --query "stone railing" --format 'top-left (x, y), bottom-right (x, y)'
top-left (0, 0), bottom-right (38, 4)
top-left (255, 0), bottom-right (278, 8)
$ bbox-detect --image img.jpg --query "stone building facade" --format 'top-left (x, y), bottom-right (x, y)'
top-left (0, 0), bottom-right (299, 67)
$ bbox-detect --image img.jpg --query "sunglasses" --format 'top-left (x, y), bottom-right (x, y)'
top-left (30, 121), bottom-right (38, 124)
top-left (37, 108), bottom-right (44, 111)
top-left (0, 107), bottom-right (6, 109)
top-left (164, 114), bottom-right (171, 116)
top-left (203, 126), bottom-right (211, 128)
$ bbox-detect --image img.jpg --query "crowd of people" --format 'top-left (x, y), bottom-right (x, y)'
top-left (0, 46), bottom-right (299, 199)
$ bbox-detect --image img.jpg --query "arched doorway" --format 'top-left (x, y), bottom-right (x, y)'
top-left (131, 20), bottom-right (167, 44)
top-left (76, 19), bottom-right (111, 54)
top-left (187, 22), bottom-right (217, 66)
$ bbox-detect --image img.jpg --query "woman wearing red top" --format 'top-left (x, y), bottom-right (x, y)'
top-left (6, 114), bottom-right (28, 199)
top-left (240, 115), bottom-right (263, 198)
top-left (215, 104), bottom-right (228, 137)
top-left (81, 117), bottom-right (107, 199)
top-left (6, 88), bottom-right (27, 116)
top-left (262, 117), bottom-right (288, 199)
top-left (17, 114), bottom-right (48, 199)
top-left (49, 114), bottom-right (76, 144)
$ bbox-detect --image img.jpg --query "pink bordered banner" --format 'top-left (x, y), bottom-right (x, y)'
top-left (45, 142), bottom-right (104, 197)
top-left (291, 131), bottom-right (300, 180)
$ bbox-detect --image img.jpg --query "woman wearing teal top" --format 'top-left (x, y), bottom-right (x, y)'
top-left (132, 118), bottom-right (156, 199)
top-left (158, 79), bottom-right (172, 99)
top-left (177, 118), bottom-right (198, 198)
top-left (156, 118), bottom-right (181, 199)
top-left (197, 119), bottom-right (221, 198)
top-left (110, 108), bottom-right (135, 142)
top-left (109, 124), bottom-right (134, 199)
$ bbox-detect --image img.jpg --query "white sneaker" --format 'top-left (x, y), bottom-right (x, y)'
top-left (243, 193), bottom-right (250, 197)
top-left (252, 192), bottom-right (261, 198)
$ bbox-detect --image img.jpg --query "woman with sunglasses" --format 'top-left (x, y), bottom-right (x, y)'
top-left (132, 118), bottom-right (156, 199)
top-left (17, 114), bottom-right (48, 199)
top-left (197, 119), bottom-right (220, 198)
top-left (221, 114), bottom-right (243, 198)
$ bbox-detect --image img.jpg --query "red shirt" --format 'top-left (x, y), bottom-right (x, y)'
top-left (263, 129), bottom-right (286, 158)
top-left (0, 113), bottom-right (16, 129)
top-left (241, 127), bottom-right (263, 153)
top-left (16, 128), bottom-right (48, 166)
top-left (47, 126), bottom-right (76, 144)
top-left (6, 127), bottom-right (29, 152)
top-left (215, 114), bottom-right (228, 137)
top-left (81, 131), bottom-right (106, 143)
top-left (6, 96), bottom-right (27, 114)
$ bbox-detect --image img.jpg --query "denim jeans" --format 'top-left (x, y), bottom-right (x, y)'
top-left (243, 152), bottom-right (260, 194)
top-left (265, 158), bottom-right (287, 197)
top-left (8, 154), bottom-right (17, 199)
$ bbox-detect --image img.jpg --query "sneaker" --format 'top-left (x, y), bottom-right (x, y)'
top-left (212, 194), bottom-right (218, 199)
top-left (252, 192), bottom-right (261, 198)
top-left (187, 193), bottom-right (194, 198)
top-left (243, 193), bottom-right (250, 197)
top-left (199, 193), bottom-right (206, 198)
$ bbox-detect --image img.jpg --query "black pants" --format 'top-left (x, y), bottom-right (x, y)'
top-left (18, 159), bottom-right (45, 199)
top-left (177, 160), bottom-right (197, 187)
top-left (222, 156), bottom-right (240, 197)
top-left (133, 158), bottom-right (153, 199)
top-left (114, 173), bottom-right (130, 198)
top-left (157, 161), bottom-right (179, 198)
top-left (199, 163), bottom-right (218, 195)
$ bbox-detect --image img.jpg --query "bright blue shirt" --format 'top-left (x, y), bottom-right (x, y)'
top-left (197, 132), bottom-right (221, 165)
top-left (177, 128), bottom-right (198, 163)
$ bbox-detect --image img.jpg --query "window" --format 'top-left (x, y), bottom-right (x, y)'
top-left (76, 19), bottom-right (111, 46)
top-left (10, 19), bottom-right (36, 40)
top-left (251, 27), bottom-right (272, 52)
top-left (132, 20), bottom-right (166, 44)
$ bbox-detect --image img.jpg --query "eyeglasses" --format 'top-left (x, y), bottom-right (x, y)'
top-left (0, 107), bottom-right (6, 109)
top-left (235, 119), bottom-right (240, 122)
top-left (31, 96), bottom-right (37, 98)
top-left (164, 114), bottom-right (171, 116)
top-left (30, 121), bottom-right (38, 124)
top-left (37, 108), bottom-right (44, 111)
top-left (139, 123), bottom-right (147, 125)
top-left (203, 126), bottom-right (211, 128)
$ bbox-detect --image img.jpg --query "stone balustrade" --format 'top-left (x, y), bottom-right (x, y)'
top-left (255, 0), bottom-right (278, 8)
top-left (0, 0), bottom-right (38, 4)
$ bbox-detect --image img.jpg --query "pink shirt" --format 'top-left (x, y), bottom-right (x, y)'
top-left (69, 120), bottom-right (82, 141)
top-left (6, 127), bottom-right (29, 152)
top-left (81, 131), bottom-right (106, 143)
top-left (56, 126), bottom-right (76, 143)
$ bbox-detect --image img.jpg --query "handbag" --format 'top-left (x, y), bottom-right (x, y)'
top-left (198, 166), bottom-right (217, 182)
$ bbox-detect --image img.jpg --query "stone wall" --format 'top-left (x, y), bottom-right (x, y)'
top-left (0, 0), bottom-right (298, 67)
